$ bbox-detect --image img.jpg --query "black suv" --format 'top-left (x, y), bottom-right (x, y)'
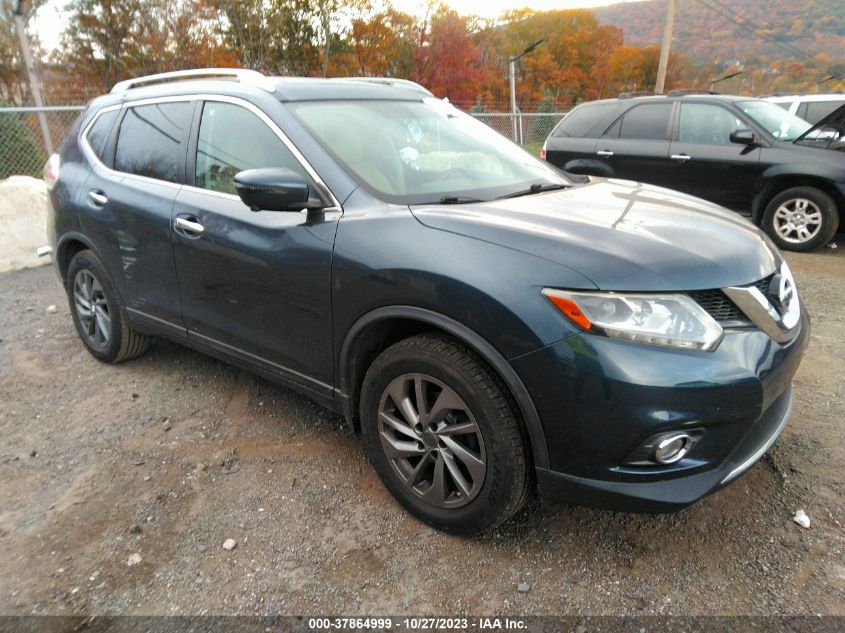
top-left (46, 70), bottom-right (807, 534)
top-left (543, 93), bottom-right (845, 252)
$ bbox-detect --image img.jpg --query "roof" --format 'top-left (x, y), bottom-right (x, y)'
top-left (574, 93), bottom-right (755, 109)
top-left (102, 69), bottom-right (433, 105)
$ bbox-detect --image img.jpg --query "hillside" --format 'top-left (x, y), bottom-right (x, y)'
top-left (596, 0), bottom-right (845, 89)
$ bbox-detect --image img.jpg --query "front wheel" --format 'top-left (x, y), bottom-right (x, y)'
top-left (359, 334), bottom-right (531, 535)
top-left (762, 186), bottom-right (839, 252)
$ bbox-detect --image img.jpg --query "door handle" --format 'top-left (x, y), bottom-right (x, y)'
top-left (88, 190), bottom-right (108, 206)
top-left (671, 153), bottom-right (692, 161)
top-left (597, 150), bottom-right (614, 157)
top-left (174, 216), bottom-right (204, 235)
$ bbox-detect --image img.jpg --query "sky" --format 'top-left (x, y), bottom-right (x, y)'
top-left (32, 0), bottom-right (648, 56)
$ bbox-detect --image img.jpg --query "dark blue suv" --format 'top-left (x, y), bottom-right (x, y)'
top-left (45, 69), bottom-right (808, 534)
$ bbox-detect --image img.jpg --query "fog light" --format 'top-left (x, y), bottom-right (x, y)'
top-left (654, 433), bottom-right (693, 464)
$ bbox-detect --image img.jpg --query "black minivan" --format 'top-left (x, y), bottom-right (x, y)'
top-left (543, 94), bottom-right (845, 252)
top-left (46, 70), bottom-right (807, 534)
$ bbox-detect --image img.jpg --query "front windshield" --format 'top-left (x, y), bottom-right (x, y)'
top-left (288, 98), bottom-right (568, 204)
top-left (738, 101), bottom-right (812, 141)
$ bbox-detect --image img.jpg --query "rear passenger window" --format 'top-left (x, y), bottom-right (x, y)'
top-left (86, 109), bottom-right (119, 162)
top-left (553, 104), bottom-right (621, 138)
top-left (195, 101), bottom-right (305, 195)
top-left (114, 102), bottom-right (193, 183)
top-left (618, 104), bottom-right (672, 140)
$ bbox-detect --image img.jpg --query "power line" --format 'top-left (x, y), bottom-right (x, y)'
top-left (692, 0), bottom-right (824, 69)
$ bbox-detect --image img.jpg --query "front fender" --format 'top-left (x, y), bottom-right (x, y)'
top-left (338, 305), bottom-right (551, 469)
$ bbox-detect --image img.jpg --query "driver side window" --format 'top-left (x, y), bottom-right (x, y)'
top-left (678, 103), bottom-right (749, 144)
top-left (195, 101), bottom-right (306, 195)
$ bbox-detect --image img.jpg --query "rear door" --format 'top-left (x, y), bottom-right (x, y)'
top-left (543, 103), bottom-right (622, 170)
top-left (667, 101), bottom-right (761, 210)
top-left (79, 98), bottom-right (194, 337)
top-left (593, 102), bottom-right (675, 186)
top-left (171, 97), bottom-right (340, 393)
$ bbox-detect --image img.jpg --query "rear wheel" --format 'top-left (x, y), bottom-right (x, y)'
top-left (359, 334), bottom-right (531, 535)
top-left (762, 186), bottom-right (839, 252)
top-left (66, 249), bottom-right (151, 363)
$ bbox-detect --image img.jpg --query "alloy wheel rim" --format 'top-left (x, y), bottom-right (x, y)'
top-left (773, 198), bottom-right (822, 244)
top-left (73, 269), bottom-right (112, 349)
top-left (377, 373), bottom-right (487, 508)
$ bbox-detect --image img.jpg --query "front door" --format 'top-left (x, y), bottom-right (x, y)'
top-left (171, 98), bottom-right (340, 394)
top-left (667, 102), bottom-right (762, 211)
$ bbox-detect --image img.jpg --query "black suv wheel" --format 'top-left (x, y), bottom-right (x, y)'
top-left (359, 334), bottom-right (531, 535)
top-left (66, 250), bottom-right (151, 363)
top-left (763, 186), bottom-right (840, 252)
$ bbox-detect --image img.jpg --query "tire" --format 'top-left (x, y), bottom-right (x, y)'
top-left (762, 186), bottom-right (839, 252)
top-left (359, 334), bottom-right (531, 535)
top-left (66, 249), bottom-right (151, 363)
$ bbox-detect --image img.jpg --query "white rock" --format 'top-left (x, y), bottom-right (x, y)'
top-left (46, 304), bottom-right (57, 314)
top-left (127, 553), bottom-right (142, 566)
top-left (793, 509), bottom-right (811, 529)
top-left (222, 538), bottom-right (237, 551)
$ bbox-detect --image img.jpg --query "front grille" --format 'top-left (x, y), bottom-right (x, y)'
top-left (688, 289), bottom-right (744, 321)
top-left (688, 273), bottom-right (775, 324)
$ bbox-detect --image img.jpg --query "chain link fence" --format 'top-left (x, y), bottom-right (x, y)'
top-left (0, 107), bottom-right (84, 180)
top-left (0, 106), bottom-right (568, 180)
top-left (470, 112), bottom-right (568, 154)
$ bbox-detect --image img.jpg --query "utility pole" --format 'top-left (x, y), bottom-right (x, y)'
top-left (655, 0), bottom-right (676, 95)
top-left (13, 0), bottom-right (53, 156)
top-left (508, 39), bottom-right (545, 144)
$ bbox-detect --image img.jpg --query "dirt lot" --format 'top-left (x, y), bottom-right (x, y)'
top-left (1, 248), bottom-right (843, 617)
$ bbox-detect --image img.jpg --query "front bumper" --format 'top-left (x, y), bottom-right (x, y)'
top-left (535, 384), bottom-right (793, 511)
top-left (512, 311), bottom-right (809, 512)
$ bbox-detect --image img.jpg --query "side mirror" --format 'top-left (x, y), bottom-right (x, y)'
top-left (730, 129), bottom-right (757, 145)
top-left (233, 168), bottom-right (309, 212)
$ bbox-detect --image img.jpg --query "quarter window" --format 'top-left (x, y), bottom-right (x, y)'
top-left (195, 101), bottom-right (305, 195)
top-left (678, 103), bottom-right (749, 144)
top-left (86, 109), bottom-right (119, 163)
top-left (618, 104), bottom-right (672, 140)
top-left (114, 102), bottom-right (193, 182)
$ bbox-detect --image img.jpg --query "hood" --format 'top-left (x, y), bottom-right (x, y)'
top-left (794, 103), bottom-right (845, 150)
top-left (410, 179), bottom-right (779, 291)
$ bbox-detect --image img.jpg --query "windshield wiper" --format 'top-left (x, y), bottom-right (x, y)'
top-left (434, 195), bottom-right (485, 204)
top-left (497, 182), bottom-right (569, 199)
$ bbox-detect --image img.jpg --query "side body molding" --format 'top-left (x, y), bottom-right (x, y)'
top-left (337, 305), bottom-right (550, 470)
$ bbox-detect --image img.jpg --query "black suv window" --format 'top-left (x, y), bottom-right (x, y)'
top-left (553, 103), bottom-right (622, 138)
top-left (114, 102), bottom-right (193, 183)
top-left (617, 103), bottom-right (672, 140)
top-left (86, 109), bottom-right (119, 162)
top-left (678, 103), bottom-right (748, 144)
top-left (195, 101), bottom-right (305, 195)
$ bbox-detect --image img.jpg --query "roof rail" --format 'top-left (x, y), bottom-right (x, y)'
top-left (618, 90), bottom-right (654, 99)
top-left (111, 68), bottom-right (274, 94)
top-left (666, 89), bottom-right (719, 97)
top-left (332, 77), bottom-right (433, 97)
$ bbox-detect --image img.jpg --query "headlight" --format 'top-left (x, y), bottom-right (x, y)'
top-left (542, 289), bottom-right (724, 351)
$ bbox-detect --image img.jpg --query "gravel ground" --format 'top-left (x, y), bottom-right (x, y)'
top-left (0, 249), bottom-right (843, 617)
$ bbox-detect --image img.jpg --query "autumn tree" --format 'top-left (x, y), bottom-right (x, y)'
top-left (212, 0), bottom-right (319, 74)
top-left (59, 0), bottom-right (238, 92)
top-left (416, 7), bottom-right (483, 105)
